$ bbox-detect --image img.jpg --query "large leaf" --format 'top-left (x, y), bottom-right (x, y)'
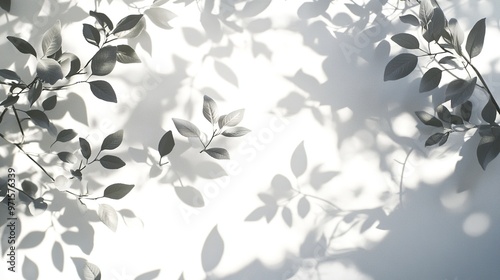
top-left (98, 204), bottom-right (118, 232)
top-left (59, 53), bottom-right (81, 78)
top-left (201, 225), bottom-right (224, 272)
top-left (205, 147), bottom-right (230, 160)
top-left (482, 99), bottom-right (497, 124)
top-left (391, 33), bottom-right (419, 49)
top-left (7, 36), bottom-right (37, 57)
top-left (158, 130), bottom-right (175, 157)
top-left (445, 77), bottom-right (477, 108)
top-left (42, 21), bottom-right (62, 57)
top-left (415, 111), bottom-right (443, 127)
top-left (419, 67), bottom-right (442, 92)
top-left (42, 95), bottom-right (57, 111)
top-left (0, 95), bottom-right (18, 107)
top-left (218, 109), bottom-right (244, 127)
top-left (291, 141), bottom-right (307, 177)
top-left (0, 69), bottom-right (21, 81)
top-left (423, 7), bottom-right (445, 42)
top-left (91, 46), bottom-right (117, 76)
top-left (36, 58), bottom-right (63, 85)
top-left (83, 262), bottom-right (101, 280)
top-left (113, 14), bottom-right (144, 34)
top-left (116, 45), bottom-right (141, 63)
top-left (383, 53), bottom-right (418, 81)
top-left (100, 130), bottom-right (123, 151)
top-left (22, 180), bottom-right (38, 197)
top-left (90, 10), bottom-right (114, 31)
top-left (466, 18), bottom-right (486, 59)
top-left (145, 7), bottom-right (177, 29)
top-left (83, 24), bottom-right (101, 47)
top-left (203, 95), bottom-right (218, 124)
top-left (174, 186), bottom-right (205, 207)
top-left (221, 127), bottom-right (250, 137)
top-left (103, 183), bottom-right (134, 199)
top-left (172, 118), bottom-right (200, 137)
top-left (88, 80), bottom-right (117, 103)
top-left (26, 110), bottom-right (50, 129)
top-left (79, 137), bottom-right (91, 160)
top-left (100, 155), bottom-right (126, 169)
top-left (477, 132), bottom-right (500, 170)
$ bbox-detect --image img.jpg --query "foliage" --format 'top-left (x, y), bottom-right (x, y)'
top-left (385, 0), bottom-right (499, 170)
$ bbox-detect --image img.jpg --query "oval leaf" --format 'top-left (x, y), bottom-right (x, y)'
top-left (7, 36), bottom-right (37, 57)
top-left (100, 155), bottom-right (126, 169)
top-left (83, 23), bottom-right (101, 47)
top-left (90, 10), bottom-right (114, 31)
top-left (37, 58), bottom-right (63, 85)
top-left (297, 196), bottom-right (310, 218)
top-left (415, 111), bottom-right (443, 127)
top-left (205, 147), bottom-right (230, 160)
top-left (214, 61), bottom-right (239, 87)
top-left (477, 134), bottom-right (500, 170)
top-left (59, 53), bottom-right (81, 78)
top-left (391, 33), bottom-right (420, 49)
top-left (172, 118), bottom-right (200, 137)
top-left (448, 18), bottom-right (464, 55)
top-left (219, 109), bottom-right (244, 127)
top-left (399, 14), bottom-right (420, 26)
top-left (221, 127), bottom-right (251, 137)
top-left (466, 18), bottom-right (486, 59)
top-left (41, 95), bottom-right (57, 111)
top-left (98, 203), bottom-right (118, 231)
top-left (445, 77), bottom-right (477, 108)
top-left (201, 225), bottom-right (224, 272)
top-left (482, 99), bottom-right (497, 124)
top-left (113, 14), bottom-right (144, 34)
top-left (291, 141), bottom-right (307, 178)
top-left (116, 45), bottom-right (141, 63)
top-left (88, 80), bottom-right (117, 103)
top-left (83, 262), bottom-right (101, 280)
top-left (203, 95), bottom-right (218, 124)
top-left (145, 7), bottom-right (177, 29)
top-left (103, 183), bottom-right (134, 199)
top-left (57, 129), bottom-right (77, 142)
top-left (461, 101), bottom-right (473, 122)
top-left (384, 53), bottom-right (418, 81)
top-left (281, 207), bottom-right (292, 227)
top-left (22, 180), bottom-right (38, 197)
top-left (79, 137), bottom-right (92, 160)
top-left (419, 67), bottom-right (442, 92)
top-left (0, 95), bottom-right (19, 107)
top-left (42, 21), bottom-right (62, 57)
top-left (158, 130), bottom-right (175, 157)
top-left (91, 46), bottom-right (117, 76)
top-left (101, 130), bottom-right (123, 151)
top-left (26, 110), bottom-right (50, 129)
top-left (58, 151), bottom-right (77, 164)
top-left (425, 132), bottom-right (445, 147)
top-left (174, 186), bottom-right (205, 207)
top-left (0, 69), bottom-right (21, 81)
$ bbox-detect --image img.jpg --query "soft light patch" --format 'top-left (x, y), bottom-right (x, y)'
top-left (462, 212), bottom-right (490, 237)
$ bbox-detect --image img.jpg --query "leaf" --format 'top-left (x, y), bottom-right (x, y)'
top-left (79, 138), bottom-right (91, 160)
top-left (100, 155), bottom-right (126, 169)
top-left (419, 67), bottom-right (442, 92)
top-left (439, 56), bottom-right (460, 68)
top-left (205, 148), bottom-right (230, 160)
top-left (98, 204), bottom-right (118, 231)
top-left (291, 141), bottom-right (307, 178)
top-left (28, 197), bottom-right (48, 216)
top-left (59, 53), bottom-right (81, 78)
top-left (103, 183), bottom-right (134, 199)
top-left (436, 105), bottom-right (451, 123)
top-left (201, 225), bottom-right (224, 272)
top-left (238, 0), bottom-right (272, 17)
top-left (391, 33), bottom-right (419, 49)
top-left (22, 180), bottom-right (38, 197)
top-left (0, 95), bottom-right (19, 107)
top-left (90, 10), bottom-right (114, 31)
top-left (297, 196), bottom-right (310, 218)
top-left (7, 36), bottom-right (37, 57)
top-left (115, 17), bottom-right (146, 39)
top-left (172, 118), bottom-right (200, 137)
top-left (0, 0), bottom-right (10, 12)
top-left (214, 61), bottom-right (239, 87)
top-left (219, 109), bottom-right (244, 127)
top-left (419, 0), bottom-right (434, 26)
top-left (158, 130), bottom-right (175, 158)
top-left (42, 95), bottom-right (57, 111)
top-left (83, 24), bottom-right (101, 47)
top-left (145, 7), bottom-right (177, 29)
top-left (0, 69), bottom-right (21, 81)
top-left (113, 14), bottom-right (144, 34)
top-left (245, 206), bottom-right (267, 221)
top-left (36, 58), bottom-right (63, 85)
top-left (200, 12), bottom-right (222, 43)
top-left (71, 169), bottom-right (83, 181)
top-left (58, 152), bottom-right (77, 164)
top-left (52, 241), bottom-right (64, 272)
top-left (425, 132), bottom-right (446, 147)
top-left (19, 231), bottom-right (45, 249)
top-left (83, 262), bottom-right (101, 280)
top-left (101, 130), bottom-right (123, 151)
top-left (88, 80), bottom-right (117, 103)
top-left (383, 53), bottom-right (418, 81)
top-left (42, 21), bottom-right (62, 57)
top-left (91, 46), bottom-right (117, 76)
top-left (466, 18), bottom-right (486, 59)
top-left (221, 127), bottom-right (251, 137)
top-left (26, 110), bottom-right (50, 129)
top-left (22, 256), bottom-right (39, 279)
top-left (482, 99), bottom-right (497, 124)
top-left (116, 45), bottom-right (141, 63)
top-left (203, 95), bottom-right (218, 124)
top-left (448, 18), bottom-right (464, 55)
top-left (445, 77), bottom-right (477, 108)
top-left (424, 7), bottom-right (445, 42)
top-left (399, 14), bottom-right (420, 26)
top-left (415, 111), bottom-right (443, 127)
top-left (51, 129), bottom-right (77, 147)
top-left (477, 133), bottom-right (500, 170)
top-left (281, 207), bottom-right (292, 227)
top-left (174, 186), bottom-right (205, 207)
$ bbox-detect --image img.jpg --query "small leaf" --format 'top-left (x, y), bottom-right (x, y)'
top-left (297, 196), bottom-right (310, 218)
top-left (399, 14), bottom-right (420, 26)
top-left (201, 225), bottom-right (224, 272)
top-left (71, 169), bottom-right (83, 181)
top-left (83, 262), bottom-right (101, 280)
top-left (158, 130), bottom-right (175, 157)
top-left (436, 105), bottom-right (451, 123)
top-left (22, 180), bottom-right (38, 197)
top-left (384, 53), bottom-right (418, 81)
top-left (59, 53), bottom-right (81, 78)
top-left (0, 95), bottom-right (19, 107)
top-left (466, 18), bottom-right (486, 59)
top-left (450, 115), bottom-right (464, 125)
top-left (100, 155), bottom-right (126, 169)
top-left (445, 77), bottom-right (477, 108)
top-left (439, 56), bottom-right (460, 68)
top-left (51, 129), bottom-right (77, 147)
top-left (291, 141), bottom-right (307, 178)
top-left (419, 67), bottom-right (442, 92)
top-left (101, 130), bottom-right (123, 151)
top-left (58, 152), bottom-right (77, 164)
top-left (42, 21), bottom-right (62, 57)
top-left (88, 80), bottom-right (117, 103)
top-left (90, 10), bottom-right (114, 30)
top-left (205, 148), bottom-right (230, 160)
top-left (281, 207), bottom-right (292, 227)
top-left (52, 241), bottom-right (64, 272)
top-left (460, 101), bottom-right (473, 122)
top-left (391, 33), bottom-right (419, 49)
top-left (214, 61), bottom-right (239, 87)
top-left (221, 127), bottom-right (251, 137)
top-left (174, 186), bottom-right (205, 207)
top-left (419, 0), bottom-right (434, 26)
top-left (79, 137), bottom-right (91, 160)
top-left (113, 14), bottom-right (144, 34)
top-left (7, 36), bottom-right (37, 57)
top-left (482, 99), bottom-right (497, 124)
top-left (98, 204), bottom-right (118, 232)
top-left (172, 118), bottom-right (200, 137)
top-left (245, 206), bottom-right (267, 221)
top-left (238, 0), bottom-right (272, 17)
top-left (425, 132), bottom-right (445, 147)
top-left (91, 46), bottom-right (117, 76)
top-left (145, 7), bottom-right (177, 29)
top-left (219, 109), bottom-right (244, 127)
top-left (83, 23), bottom-right (101, 47)
top-left (28, 197), bottom-right (48, 216)
top-left (439, 132), bottom-right (450, 146)
top-left (415, 111), bottom-right (443, 127)
top-left (203, 95), bottom-right (218, 124)
top-left (26, 110), bottom-right (50, 129)
top-left (0, 69), bottom-right (21, 81)
top-left (477, 133), bottom-right (500, 170)
top-left (103, 183), bottom-right (134, 199)
top-left (18, 231), bottom-right (45, 249)
top-left (200, 11), bottom-right (222, 42)
top-left (448, 18), bottom-right (464, 55)
top-left (425, 7), bottom-right (445, 42)
top-left (42, 95), bottom-right (57, 111)
top-left (116, 45), bottom-right (141, 63)
top-left (36, 58), bottom-right (63, 85)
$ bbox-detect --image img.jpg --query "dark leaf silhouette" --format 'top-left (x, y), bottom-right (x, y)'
top-left (83, 24), bottom-right (101, 47)
top-left (22, 180), bottom-right (38, 197)
top-left (28, 197), bottom-right (48, 216)
top-left (482, 99), bottom-right (497, 124)
top-left (37, 58), bottom-right (64, 85)
top-left (79, 138), bottom-right (92, 160)
top-left (100, 155), bottom-right (126, 169)
top-left (60, 53), bottom-right (81, 77)
top-left (42, 95), bottom-right (57, 111)
top-left (89, 80), bottom-right (117, 103)
top-left (205, 147), bottom-right (230, 160)
top-left (0, 95), bottom-right (19, 107)
top-left (391, 33), bottom-right (419, 49)
top-left (0, 0), bottom-right (11, 12)
top-left (113, 14), bottom-right (144, 34)
top-left (90, 10), bottom-right (114, 30)
top-left (58, 152), bottom-right (77, 164)
top-left (53, 129), bottom-right (77, 146)
top-left (399, 14), bottom-right (420, 26)
top-left (384, 53), bottom-right (418, 81)
top-left (0, 69), bottom-right (21, 81)
top-left (466, 18), bottom-right (486, 59)
top-left (103, 183), bottom-right (134, 199)
top-left (117, 45), bottom-right (141, 63)
top-left (461, 101), bottom-right (473, 122)
top-left (91, 46), bottom-right (117, 76)
top-left (174, 186), bottom-right (205, 207)
top-left (201, 225), bottom-right (224, 272)
top-left (26, 110), bottom-right (50, 129)
top-left (477, 132), bottom-right (500, 170)
top-left (7, 36), bottom-right (37, 57)
top-left (158, 130), bottom-right (175, 158)
top-left (415, 111), bottom-right (443, 127)
top-left (419, 67), bottom-right (442, 92)
top-left (425, 132), bottom-right (447, 147)
top-left (101, 130), bottom-right (123, 151)
top-left (445, 77), bottom-right (477, 108)
top-left (291, 141), bottom-right (307, 177)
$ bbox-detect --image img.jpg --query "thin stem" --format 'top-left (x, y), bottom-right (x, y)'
top-left (14, 187), bottom-right (35, 201)
top-left (14, 142), bottom-right (55, 181)
top-left (43, 80), bottom-right (87, 91)
top-left (12, 105), bottom-right (24, 141)
top-left (467, 61), bottom-right (500, 115)
top-left (398, 148), bottom-right (413, 209)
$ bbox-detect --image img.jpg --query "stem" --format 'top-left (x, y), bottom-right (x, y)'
top-left (14, 143), bottom-right (55, 182)
top-left (14, 187), bottom-right (35, 201)
top-left (12, 105), bottom-right (24, 141)
top-left (467, 61), bottom-right (500, 115)
top-left (398, 148), bottom-right (413, 209)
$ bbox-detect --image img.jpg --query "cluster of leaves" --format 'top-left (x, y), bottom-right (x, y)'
top-left (385, 0), bottom-right (500, 169)
top-left (172, 95), bottom-right (250, 160)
